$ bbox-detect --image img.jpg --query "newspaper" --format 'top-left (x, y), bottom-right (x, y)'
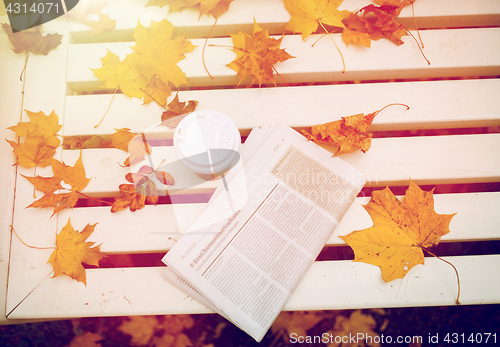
top-left (162, 123), bottom-right (366, 341)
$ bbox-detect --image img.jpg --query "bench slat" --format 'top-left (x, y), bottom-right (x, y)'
top-left (66, 0), bottom-right (500, 41)
top-left (56, 192), bottom-right (500, 253)
top-left (66, 28), bottom-right (500, 91)
top-left (59, 134), bottom-right (500, 198)
top-left (7, 255), bottom-right (500, 319)
top-left (63, 78), bottom-right (500, 136)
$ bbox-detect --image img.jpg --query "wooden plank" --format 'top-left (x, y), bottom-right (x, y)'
top-left (59, 134), bottom-right (500, 200)
top-left (7, 255), bottom-right (500, 318)
top-left (6, 25), bottom-right (70, 318)
top-left (66, 0), bottom-right (500, 42)
top-left (66, 28), bottom-right (500, 91)
top-left (62, 78), bottom-right (500, 136)
top-left (59, 192), bottom-right (500, 253)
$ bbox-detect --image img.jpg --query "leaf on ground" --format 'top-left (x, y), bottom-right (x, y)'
top-left (91, 51), bottom-right (148, 99)
top-left (110, 128), bottom-right (152, 167)
top-left (272, 311), bottom-right (325, 340)
top-left (47, 219), bottom-right (104, 286)
top-left (301, 104), bottom-right (408, 156)
top-left (227, 21), bottom-right (294, 86)
top-left (132, 19), bottom-right (195, 90)
top-left (161, 93), bottom-right (198, 128)
top-left (283, 0), bottom-right (351, 40)
top-left (118, 316), bottom-right (158, 346)
top-left (1, 23), bottom-right (62, 55)
top-left (325, 310), bottom-right (380, 347)
top-left (22, 152), bottom-right (90, 215)
top-left (67, 332), bottom-right (104, 347)
top-left (64, 135), bottom-right (103, 149)
top-left (86, 13), bottom-right (116, 35)
top-left (146, 0), bottom-right (235, 19)
top-left (340, 180), bottom-right (456, 282)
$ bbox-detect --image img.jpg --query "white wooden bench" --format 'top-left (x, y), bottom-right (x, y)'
top-left (1, 0), bottom-right (500, 324)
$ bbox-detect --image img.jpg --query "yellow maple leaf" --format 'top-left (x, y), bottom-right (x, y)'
top-left (132, 19), bottom-right (195, 89)
top-left (227, 22), bottom-right (294, 86)
top-left (86, 13), bottom-right (116, 35)
top-left (161, 93), bottom-right (198, 128)
top-left (340, 181), bottom-right (456, 283)
top-left (146, 0), bottom-right (235, 19)
top-left (48, 219), bottom-right (104, 285)
top-left (7, 127), bottom-right (58, 168)
top-left (142, 75), bottom-right (170, 107)
top-left (8, 110), bottom-right (62, 139)
top-left (283, 0), bottom-right (351, 40)
top-left (110, 128), bottom-right (152, 166)
top-left (91, 50), bottom-right (148, 99)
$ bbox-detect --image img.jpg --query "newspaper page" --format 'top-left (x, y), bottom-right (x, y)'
top-left (162, 123), bottom-right (366, 341)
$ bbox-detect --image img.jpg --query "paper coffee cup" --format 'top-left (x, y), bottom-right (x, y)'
top-left (173, 110), bottom-right (241, 180)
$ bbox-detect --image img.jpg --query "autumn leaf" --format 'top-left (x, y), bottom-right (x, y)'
top-left (283, 0), bottom-right (351, 40)
top-left (110, 128), bottom-right (152, 167)
top-left (301, 104), bottom-right (408, 156)
top-left (111, 184), bottom-right (146, 213)
top-left (64, 135), bottom-right (103, 149)
top-left (91, 51), bottom-right (148, 99)
top-left (227, 22), bottom-right (294, 86)
top-left (1, 23), bottom-right (62, 55)
top-left (22, 152), bottom-right (91, 215)
top-left (86, 13), bottom-right (116, 35)
top-left (325, 310), bottom-right (381, 347)
top-left (272, 311), bottom-right (324, 341)
top-left (352, 4), bottom-right (408, 45)
top-left (341, 28), bottom-right (371, 48)
top-left (131, 19), bottom-right (195, 90)
top-left (161, 93), bottom-right (198, 128)
top-left (67, 332), bottom-right (103, 347)
top-left (146, 0), bottom-right (235, 19)
top-left (8, 110), bottom-right (62, 140)
top-left (142, 75), bottom-right (170, 107)
top-left (47, 219), bottom-right (104, 285)
top-left (340, 181), bottom-right (456, 283)
top-left (7, 127), bottom-right (58, 168)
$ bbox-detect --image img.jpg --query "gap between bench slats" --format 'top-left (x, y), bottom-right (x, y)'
top-left (66, 0), bottom-right (500, 42)
top-left (62, 78), bottom-right (500, 136)
top-left (66, 28), bottom-right (500, 92)
top-left (60, 133), bottom-right (500, 198)
top-left (57, 192), bottom-right (500, 253)
top-left (7, 254), bottom-right (500, 319)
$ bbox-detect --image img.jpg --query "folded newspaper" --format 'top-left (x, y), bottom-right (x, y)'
top-left (162, 123), bottom-right (366, 341)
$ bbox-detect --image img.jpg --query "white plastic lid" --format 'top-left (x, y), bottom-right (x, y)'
top-left (173, 110), bottom-right (241, 176)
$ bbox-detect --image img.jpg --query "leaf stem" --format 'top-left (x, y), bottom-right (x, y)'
top-left (94, 87), bottom-right (117, 128)
top-left (139, 87), bottom-right (167, 110)
top-left (272, 65), bottom-right (289, 87)
top-left (405, 28), bottom-right (430, 65)
top-left (317, 21), bottom-right (345, 73)
top-left (10, 225), bottom-right (56, 250)
top-left (412, 2), bottom-right (424, 48)
top-left (366, 103), bottom-right (410, 123)
top-left (202, 18), bottom-right (217, 79)
top-left (423, 247), bottom-right (461, 305)
top-left (20, 51), bottom-right (29, 81)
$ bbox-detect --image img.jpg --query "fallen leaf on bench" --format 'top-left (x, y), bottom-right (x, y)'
top-left (161, 93), bottom-right (198, 128)
top-left (1, 24), bottom-right (62, 55)
top-left (110, 128), bottom-right (152, 167)
top-left (227, 22), bottom-right (294, 86)
top-left (340, 180), bottom-right (457, 288)
top-left (48, 219), bottom-right (104, 286)
top-left (6, 110), bottom-right (62, 168)
top-left (302, 103), bottom-right (408, 156)
top-left (283, 0), bottom-right (350, 40)
top-left (22, 152), bottom-right (91, 215)
top-left (147, 0), bottom-right (235, 19)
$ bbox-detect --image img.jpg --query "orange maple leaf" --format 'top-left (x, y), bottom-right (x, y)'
top-left (22, 152), bottom-right (90, 215)
top-left (146, 0), bottom-right (235, 19)
top-left (227, 22), bottom-right (294, 86)
top-left (302, 104), bottom-right (408, 156)
top-left (161, 93), bottom-right (198, 128)
top-left (340, 181), bottom-right (458, 300)
top-left (1, 24), bottom-right (62, 55)
top-left (7, 110), bottom-right (62, 168)
top-left (48, 219), bottom-right (104, 285)
top-left (352, 4), bottom-right (408, 45)
top-left (110, 128), bottom-right (152, 167)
